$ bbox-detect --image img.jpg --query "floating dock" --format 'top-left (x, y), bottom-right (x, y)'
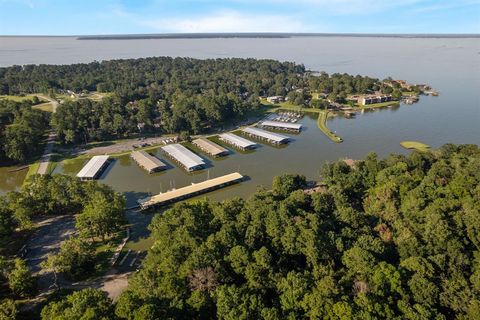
top-left (76, 155), bottom-right (110, 180)
top-left (138, 172), bottom-right (244, 209)
top-left (130, 150), bottom-right (168, 173)
top-left (219, 133), bottom-right (257, 151)
top-left (241, 127), bottom-right (290, 145)
top-left (192, 138), bottom-right (229, 157)
top-left (260, 120), bottom-right (303, 132)
top-left (161, 144), bottom-right (205, 172)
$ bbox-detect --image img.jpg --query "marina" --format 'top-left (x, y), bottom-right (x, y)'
top-left (138, 172), bottom-right (244, 209)
top-left (192, 138), bottom-right (229, 157)
top-left (219, 133), bottom-right (257, 151)
top-left (260, 120), bottom-right (303, 132)
top-left (76, 155), bottom-right (110, 180)
top-left (130, 150), bottom-right (168, 173)
top-left (161, 144), bottom-right (205, 172)
top-left (241, 127), bottom-right (290, 145)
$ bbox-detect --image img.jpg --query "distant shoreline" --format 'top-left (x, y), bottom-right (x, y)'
top-left (0, 33), bottom-right (479, 39)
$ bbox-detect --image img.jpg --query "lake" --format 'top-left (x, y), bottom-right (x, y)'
top-left (1, 35), bottom-right (479, 214)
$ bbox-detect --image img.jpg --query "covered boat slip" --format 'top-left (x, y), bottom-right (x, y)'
top-left (260, 120), bottom-right (303, 132)
top-left (241, 127), bottom-right (290, 145)
top-left (218, 133), bottom-right (257, 151)
top-left (138, 172), bottom-right (244, 209)
top-left (130, 150), bottom-right (168, 173)
top-left (76, 155), bottom-right (110, 180)
top-left (161, 143), bottom-right (205, 172)
top-left (192, 138), bottom-right (229, 157)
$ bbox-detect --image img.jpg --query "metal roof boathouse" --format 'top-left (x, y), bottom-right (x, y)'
top-left (130, 150), bottom-right (168, 173)
top-left (218, 133), bottom-right (257, 151)
top-left (76, 155), bottom-right (110, 180)
top-left (241, 127), bottom-right (290, 145)
top-left (192, 138), bottom-right (229, 157)
top-left (260, 120), bottom-right (303, 132)
top-left (138, 172), bottom-right (244, 209)
top-left (161, 144), bottom-right (205, 172)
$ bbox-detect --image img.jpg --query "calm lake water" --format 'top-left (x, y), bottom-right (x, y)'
top-left (1, 36), bottom-right (479, 241)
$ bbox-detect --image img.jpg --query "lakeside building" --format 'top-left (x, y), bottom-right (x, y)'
top-left (260, 120), bottom-right (303, 132)
top-left (138, 172), bottom-right (244, 209)
top-left (76, 155), bottom-right (110, 181)
top-left (266, 96), bottom-right (285, 104)
top-left (130, 150), bottom-right (168, 173)
top-left (219, 133), bottom-right (257, 151)
top-left (358, 94), bottom-right (392, 105)
top-left (161, 144), bottom-right (205, 172)
top-left (241, 127), bottom-right (290, 145)
top-left (192, 138), bottom-right (229, 157)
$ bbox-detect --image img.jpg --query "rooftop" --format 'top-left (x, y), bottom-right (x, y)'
top-left (76, 155), bottom-right (109, 179)
top-left (219, 133), bottom-right (257, 149)
top-left (161, 144), bottom-right (205, 170)
top-left (192, 138), bottom-right (229, 156)
top-left (242, 127), bottom-right (290, 143)
top-left (260, 120), bottom-right (303, 130)
top-left (131, 150), bottom-right (167, 172)
top-left (138, 172), bottom-right (244, 209)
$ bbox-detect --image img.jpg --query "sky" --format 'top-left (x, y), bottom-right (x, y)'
top-left (0, 0), bottom-right (479, 35)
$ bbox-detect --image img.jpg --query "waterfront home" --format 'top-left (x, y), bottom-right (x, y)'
top-left (266, 96), bottom-right (285, 104)
top-left (358, 94), bottom-right (393, 105)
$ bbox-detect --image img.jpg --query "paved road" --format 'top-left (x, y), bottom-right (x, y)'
top-left (36, 95), bottom-right (59, 175)
top-left (36, 132), bottom-right (56, 175)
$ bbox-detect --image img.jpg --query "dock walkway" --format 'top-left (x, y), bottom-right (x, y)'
top-left (138, 172), bottom-right (244, 209)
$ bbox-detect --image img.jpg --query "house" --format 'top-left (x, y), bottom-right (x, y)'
top-left (358, 94), bottom-right (392, 105)
top-left (266, 96), bottom-right (285, 104)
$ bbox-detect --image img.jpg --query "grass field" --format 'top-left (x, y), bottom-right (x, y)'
top-left (32, 102), bottom-right (54, 112)
top-left (400, 141), bottom-right (430, 152)
top-left (357, 101), bottom-right (400, 109)
top-left (0, 94), bottom-right (44, 102)
top-left (317, 111), bottom-right (343, 143)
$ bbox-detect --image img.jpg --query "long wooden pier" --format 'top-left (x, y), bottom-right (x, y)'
top-left (137, 172), bottom-right (244, 210)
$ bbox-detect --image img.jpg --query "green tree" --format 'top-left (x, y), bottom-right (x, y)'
top-left (0, 299), bottom-right (18, 320)
top-left (41, 288), bottom-right (114, 320)
top-left (6, 258), bottom-right (35, 297)
top-left (272, 174), bottom-right (307, 198)
top-left (75, 191), bottom-right (126, 241)
top-left (42, 238), bottom-right (96, 281)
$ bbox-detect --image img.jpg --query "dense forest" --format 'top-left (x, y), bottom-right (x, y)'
top-left (33, 144), bottom-right (480, 319)
top-left (0, 99), bottom-right (50, 163)
top-left (0, 57), bottom-right (381, 145)
top-left (0, 175), bottom-right (126, 317)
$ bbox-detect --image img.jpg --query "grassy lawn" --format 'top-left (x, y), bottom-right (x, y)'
top-left (22, 162), bottom-right (40, 184)
top-left (32, 102), bottom-right (54, 112)
top-left (400, 141), bottom-right (430, 152)
top-left (261, 99), bottom-right (323, 114)
top-left (357, 101), bottom-right (400, 109)
top-left (88, 92), bottom-right (113, 101)
top-left (0, 94), bottom-right (45, 103)
top-left (317, 111), bottom-right (343, 143)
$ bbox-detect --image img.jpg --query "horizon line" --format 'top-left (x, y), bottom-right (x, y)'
top-left (0, 32), bottom-right (479, 39)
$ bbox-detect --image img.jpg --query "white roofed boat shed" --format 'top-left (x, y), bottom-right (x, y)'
top-left (76, 155), bottom-right (110, 180)
top-left (241, 127), bottom-right (290, 145)
top-left (260, 120), bottom-right (303, 132)
top-left (161, 144), bottom-right (205, 172)
top-left (219, 133), bottom-right (257, 151)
